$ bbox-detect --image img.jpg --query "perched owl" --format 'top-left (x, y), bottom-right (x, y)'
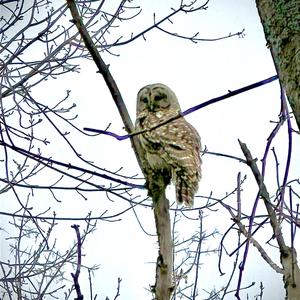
top-left (135, 83), bottom-right (202, 207)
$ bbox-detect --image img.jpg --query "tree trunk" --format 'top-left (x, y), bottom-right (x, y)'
top-left (255, 0), bottom-right (300, 130)
top-left (149, 172), bottom-right (174, 300)
top-left (281, 247), bottom-right (300, 300)
top-left (255, 2), bottom-right (300, 296)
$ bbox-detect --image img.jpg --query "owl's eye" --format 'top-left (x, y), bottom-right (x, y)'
top-left (141, 97), bottom-right (148, 103)
top-left (154, 94), bottom-right (165, 101)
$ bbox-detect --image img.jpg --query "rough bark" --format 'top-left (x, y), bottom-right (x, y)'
top-left (148, 172), bottom-right (173, 300)
top-left (281, 247), bottom-right (300, 300)
top-left (153, 198), bottom-right (173, 300)
top-left (255, 0), bottom-right (300, 130)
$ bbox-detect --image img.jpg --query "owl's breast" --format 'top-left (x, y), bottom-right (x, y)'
top-left (155, 111), bottom-right (163, 118)
top-left (146, 152), bottom-right (169, 171)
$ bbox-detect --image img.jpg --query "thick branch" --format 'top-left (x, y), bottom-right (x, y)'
top-left (149, 173), bottom-right (174, 300)
top-left (66, 2), bottom-right (173, 299)
top-left (256, 0), bottom-right (300, 130)
top-left (239, 140), bottom-right (286, 248)
top-left (66, 0), bottom-right (146, 172)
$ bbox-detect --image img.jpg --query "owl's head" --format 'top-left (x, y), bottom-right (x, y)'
top-left (136, 83), bottom-right (181, 115)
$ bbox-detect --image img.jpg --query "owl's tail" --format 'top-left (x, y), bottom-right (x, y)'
top-left (175, 176), bottom-right (198, 207)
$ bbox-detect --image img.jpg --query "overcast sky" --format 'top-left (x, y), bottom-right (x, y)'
top-left (1, 1), bottom-right (300, 299)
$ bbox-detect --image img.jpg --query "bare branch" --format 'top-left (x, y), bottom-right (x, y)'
top-left (83, 75), bottom-right (279, 141)
top-left (71, 224), bottom-right (84, 300)
top-left (239, 140), bottom-right (300, 299)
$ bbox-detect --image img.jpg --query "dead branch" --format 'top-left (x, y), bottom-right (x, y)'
top-left (239, 140), bottom-right (300, 300)
top-left (71, 224), bottom-right (84, 300)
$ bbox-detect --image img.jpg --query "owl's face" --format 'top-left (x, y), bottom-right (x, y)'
top-left (136, 83), bottom-right (181, 116)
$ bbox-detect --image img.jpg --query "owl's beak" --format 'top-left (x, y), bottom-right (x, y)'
top-left (149, 101), bottom-right (159, 112)
top-left (149, 103), bottom-right (154, 112)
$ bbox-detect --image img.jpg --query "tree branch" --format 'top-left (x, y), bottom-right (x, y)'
top-left (71, 224), bottom-right (84, 300)
top-left (66, 0), bottom-right (146, 173)
top-left (84, 75), bottom-right (279, 141)
top-left (239, 140), bottom-right (300, 300)
top-left (256, 0), bottom-right (300, 130)
top-left (66, 1), bottom-right (174, 299)
top-left (238, 140), bottom-right (286, 249)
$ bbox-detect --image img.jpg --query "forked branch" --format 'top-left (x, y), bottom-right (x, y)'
top-left (66, 1), bottom-right (173, 298)
top-left (239, 140), bottom-right (300, 300)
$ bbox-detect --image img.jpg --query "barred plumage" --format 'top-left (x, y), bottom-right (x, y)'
top-left (135, 83), bottom-right (202, 207)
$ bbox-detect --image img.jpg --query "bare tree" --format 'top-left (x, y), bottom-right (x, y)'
top-left (65, 1), bottom-right (243, 299)
top-left (0, 0), bottom-right (243, 299)
top-left (1, 1), bottom-right (298, 300)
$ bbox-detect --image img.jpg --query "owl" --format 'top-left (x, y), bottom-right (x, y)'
top-left (135, 83), bottom-right (202, 207)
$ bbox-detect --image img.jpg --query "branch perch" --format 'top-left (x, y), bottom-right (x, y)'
top-left (66, 1), bottom-right (174, 298)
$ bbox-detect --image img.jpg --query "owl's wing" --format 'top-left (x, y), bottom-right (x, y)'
top-left (151, 118), bottom-right (200, 160)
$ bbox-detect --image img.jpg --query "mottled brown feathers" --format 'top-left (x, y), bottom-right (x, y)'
top-left (136, 83), bottom-right (202, 207)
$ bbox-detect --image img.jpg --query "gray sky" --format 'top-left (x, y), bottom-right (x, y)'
top-left (1, 1), bottom-right (299, 299)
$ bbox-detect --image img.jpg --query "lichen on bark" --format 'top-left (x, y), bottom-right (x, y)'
top-left (256, 0), bottom-right (300, 130)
